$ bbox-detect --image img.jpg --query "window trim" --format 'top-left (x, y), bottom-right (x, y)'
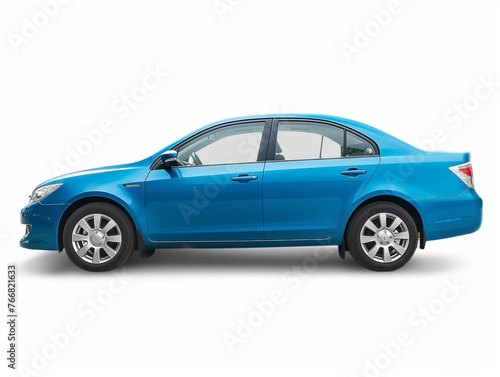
top-left (266, 118), bottom-right (380, 162)
top-left (151, 119), bottom-right (272, 170)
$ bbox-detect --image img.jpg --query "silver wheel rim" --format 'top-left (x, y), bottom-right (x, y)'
top-left (71, 213), bottom-right (122, 264)
top-left (360, 212), bottom-right (410, 263)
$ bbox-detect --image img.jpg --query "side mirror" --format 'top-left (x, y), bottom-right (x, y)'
top-left (160, 150), bottom-right (179, 168)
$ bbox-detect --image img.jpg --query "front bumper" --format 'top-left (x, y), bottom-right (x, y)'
top-left (20, 202), bottom-right (68, 251)
top-left (412, 189), bottom-right (483, 241)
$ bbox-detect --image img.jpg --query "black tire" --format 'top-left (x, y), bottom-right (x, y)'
top-left (346, 202), bottom-right (418, 271)
top-left (63, 203), bottom-right (135, 272)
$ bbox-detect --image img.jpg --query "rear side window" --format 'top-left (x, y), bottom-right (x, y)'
top-left (345, 132), bottom-right (376, 157)
top-left (276, 121), bottom-right (344, 161)
top-left (273, 121), bottom-right (377, 161)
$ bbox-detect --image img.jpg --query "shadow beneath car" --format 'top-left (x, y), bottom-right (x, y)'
top-left (127, 246), bottom-right (359, 273)
top-left (128, 247), bottom-right (463, 275)
top-left (22, 247), bottom-right (462, 275)
top-left (22, 251), bottom-right (88, 276)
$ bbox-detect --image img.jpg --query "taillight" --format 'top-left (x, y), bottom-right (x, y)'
top-left (449, 163), bottom-right (474, 188)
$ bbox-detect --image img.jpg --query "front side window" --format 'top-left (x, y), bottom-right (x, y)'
top-left (274, 121), bottom-right (377, 161)
top-left (177, 122), bottom-right (265, 166)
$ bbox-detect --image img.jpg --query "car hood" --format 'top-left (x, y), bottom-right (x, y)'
top-left (37, 161), bottom-right (149, 188)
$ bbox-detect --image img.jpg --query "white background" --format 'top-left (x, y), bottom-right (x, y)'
top-left (0, 1), bottom-right (498, 376)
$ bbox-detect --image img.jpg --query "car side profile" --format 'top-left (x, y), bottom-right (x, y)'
top-left (20, 114), bottom-right (482, 271)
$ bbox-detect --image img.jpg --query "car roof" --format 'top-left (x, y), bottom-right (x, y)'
top-left (213, 113), bottom-right (383, 136)
top-left (155, 114), bottom-right (418, 160)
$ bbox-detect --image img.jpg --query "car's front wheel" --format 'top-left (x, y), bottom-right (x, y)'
top-left (346, 202), bottom-right (418, 271)
top-left (63, 203), bottom-right (135, 271)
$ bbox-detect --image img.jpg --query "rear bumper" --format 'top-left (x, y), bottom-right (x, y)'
top-left (412, 189), bottom-right (482, 241)
top-left (20, 202), bottom-right (67, 251)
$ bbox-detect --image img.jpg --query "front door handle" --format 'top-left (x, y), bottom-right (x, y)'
top-left (231, 174), bottom-right (258, 182)
top-left (340, 168), bottom-right (367, 177)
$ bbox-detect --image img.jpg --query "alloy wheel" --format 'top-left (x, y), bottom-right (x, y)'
top-left (359, 212), bottom-right (410, 263)
top-left (71, 213), bottom-right (122, 264)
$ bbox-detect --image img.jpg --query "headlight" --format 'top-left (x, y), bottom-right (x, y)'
top-left (29, 183), bottom-right (63, 203)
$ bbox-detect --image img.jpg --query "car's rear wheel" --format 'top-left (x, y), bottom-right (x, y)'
top-left (63, 203), bottom-right (135, 271)
top-left (346, 202), bottom-right (418, 271)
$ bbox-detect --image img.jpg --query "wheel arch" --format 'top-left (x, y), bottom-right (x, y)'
top-left (57, 196), bottom-right (142, 252)
top-left (344, 195), bottom-right (425, 250)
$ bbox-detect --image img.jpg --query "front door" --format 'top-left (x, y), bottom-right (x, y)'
top-left (145, 120), bottom-right (270, 241)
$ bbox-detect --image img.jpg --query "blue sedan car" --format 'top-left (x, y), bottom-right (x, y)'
top-left (20, 115), bottom-right (482, 271)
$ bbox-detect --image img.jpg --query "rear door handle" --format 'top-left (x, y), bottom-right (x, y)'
top-left (340, 168), bottom-right (367, 177)
top-left (231, 174), bottom-right (258, 182)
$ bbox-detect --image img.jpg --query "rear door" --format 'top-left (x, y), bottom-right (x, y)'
top-left (262, 119), bottom-right (380, 240)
